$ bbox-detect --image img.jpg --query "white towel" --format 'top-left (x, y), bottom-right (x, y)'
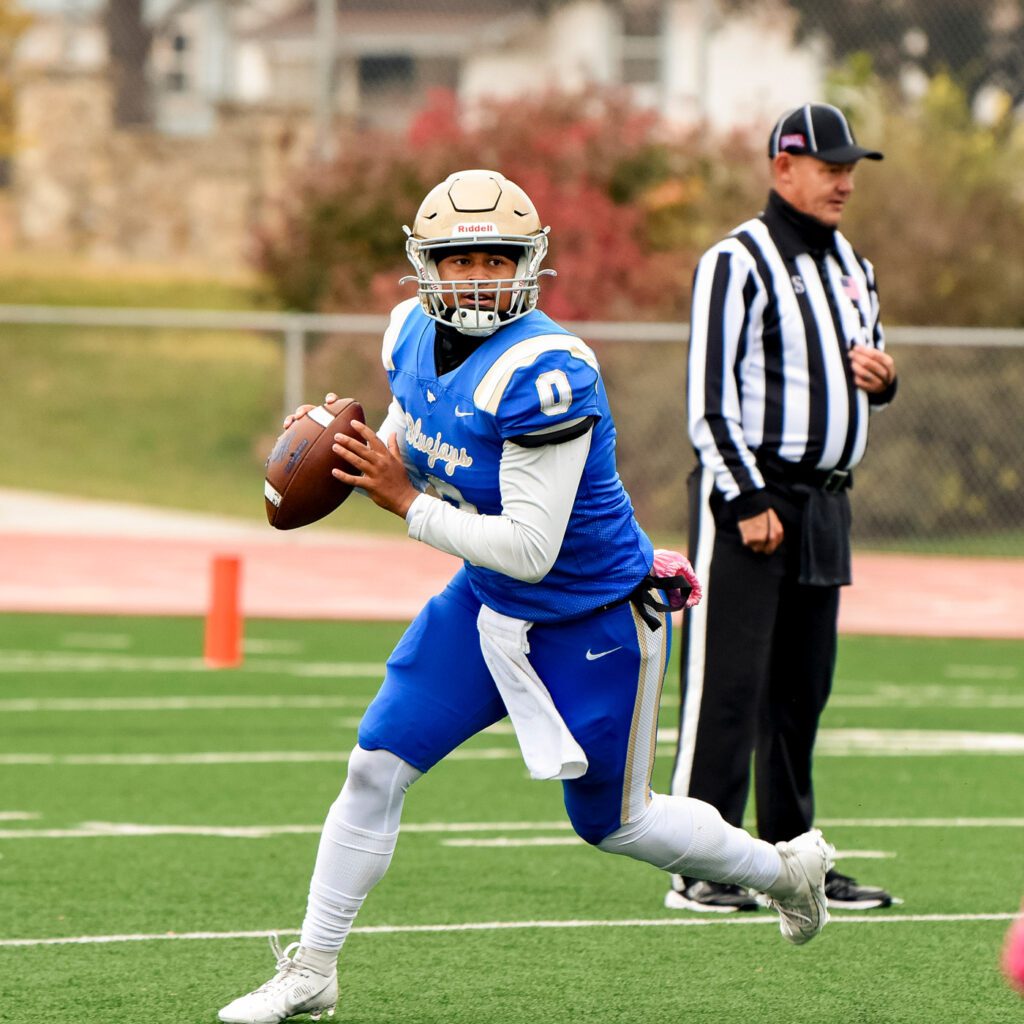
top-left (476, 604), bottom-right (588, 781)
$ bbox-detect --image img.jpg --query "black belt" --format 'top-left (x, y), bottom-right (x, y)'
top-left (756, 453), bottom-right (852, 494)
top-left (588, 573), bottom-right (690, 631)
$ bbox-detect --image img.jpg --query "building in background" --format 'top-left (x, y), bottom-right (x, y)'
top-left (12, 0), bottom-right (826, 136)
top-left (168, 0), bottom-right (825, 135)
top-left (5, 0), bottom-right (828, 266)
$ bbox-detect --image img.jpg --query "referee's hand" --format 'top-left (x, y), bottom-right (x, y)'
top-left (849, 344), bottom-right (896, 393)
top-left (738, 508), bottom-right (784, 555)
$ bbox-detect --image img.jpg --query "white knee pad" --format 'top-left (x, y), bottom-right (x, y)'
top-left (337, 744), bottom-right (422, 833)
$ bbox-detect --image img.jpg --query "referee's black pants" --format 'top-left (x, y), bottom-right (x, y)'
top-left (670, 467), bottom-right (840, 846)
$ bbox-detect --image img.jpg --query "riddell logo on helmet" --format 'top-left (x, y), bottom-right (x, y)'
top-left (454, 222), bottom-right (499, 235)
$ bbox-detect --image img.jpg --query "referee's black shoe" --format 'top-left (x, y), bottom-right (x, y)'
top-left (824, 869), bottom-right (895, 909)
top-left (664, 877), bottom-right (760, 913)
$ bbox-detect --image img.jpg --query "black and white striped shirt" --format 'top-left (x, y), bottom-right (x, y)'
top-left (688, 190), bottom-right (894, 517)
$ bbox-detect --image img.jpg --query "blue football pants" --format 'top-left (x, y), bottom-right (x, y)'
top-left (358, 569), bottom-right (671, 845)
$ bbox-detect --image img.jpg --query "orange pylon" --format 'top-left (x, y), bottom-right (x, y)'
top-left (204, 555), bottom-right (243, 668)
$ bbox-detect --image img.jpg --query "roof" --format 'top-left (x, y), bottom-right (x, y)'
top-left (247, 0), bottom-right (532, 51)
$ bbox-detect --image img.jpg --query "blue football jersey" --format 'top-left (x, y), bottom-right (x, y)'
top-left (383, 299), bottom-right (653, 621)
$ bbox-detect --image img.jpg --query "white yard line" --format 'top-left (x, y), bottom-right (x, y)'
top-left (0, 696), bottom-right (373, 712)
top-left (0, 652), bottom-right (386, 678)
top-left (1, 913), bottom-right (1019, 948)
top-left (945, 665), bottom-right (1017, 680)
top-left (0, 747), bottom-right (522, 767)
top-left (814, 729), bottom-right (1024, 755)
top-left (829, 694), bottom-right (1024, 708)
top-left (441, 838), bottom-right (897, 856)
top-left (4, 692), bottom-right (1023, 711)
top-left (241, 640), bottom-right (303, 655)
top-left (444, 837), bottom-right (583, 847)
top-left (0, 819), bottom-right (576, 839)
top-left (3, 676), bottom-right (1023, 711)
top-left (655, 728), bottom-right (1024, 755)
top-left (0, 818), bottom-right (1021, 841)
top-left (2, 651), bottom-right (1021, 709)
top-left (3, 727), bottom-right (1024, 766)
top-left (817, 817), bottom-right (1024, 827)
top-left (59, 634), bottom-right (132, 650)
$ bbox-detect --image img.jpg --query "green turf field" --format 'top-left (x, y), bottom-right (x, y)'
top-left (1, 613), bottom-right (1022, 1023)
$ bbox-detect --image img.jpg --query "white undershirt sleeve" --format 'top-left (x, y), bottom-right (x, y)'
top-left (405, 428), bottom-right (592, 583)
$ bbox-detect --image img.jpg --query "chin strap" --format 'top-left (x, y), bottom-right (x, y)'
top-left (451, 307), bottom-right (501, 337)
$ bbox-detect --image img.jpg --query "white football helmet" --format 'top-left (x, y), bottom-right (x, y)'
top-left (402, 169), bottom-right (553, 337)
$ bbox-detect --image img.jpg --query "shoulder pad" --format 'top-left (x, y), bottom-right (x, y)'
top-left (472, 334), bottom-right (599, 414)
top-left (382, 298), bottom-right (422, 371)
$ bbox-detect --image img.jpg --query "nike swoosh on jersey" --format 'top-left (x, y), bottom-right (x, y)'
top-left (454, 407), bottom-right (474, 417)
top-left (585, 646), bottom-right (623, 661)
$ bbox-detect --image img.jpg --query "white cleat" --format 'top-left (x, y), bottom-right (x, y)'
top-left (758, 828), bottom-right (835, 946)
top-left (218, 936), bottom-right (338, 1024)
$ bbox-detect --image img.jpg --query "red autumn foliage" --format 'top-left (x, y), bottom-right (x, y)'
top-left (253, 87), bottom-right (713, 320)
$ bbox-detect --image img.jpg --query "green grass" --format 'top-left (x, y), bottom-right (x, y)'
top-left (0, 322), bottom-right (400, 535)
top-left (0, 615), bottom-right (1022, 1022)
top-left (0, 263), bottom-right (401, 533)
top-left (858, 532), bottom-right (1024, 558)
top-left (0, 256), bottom-right (270, 310)
top-left (0, 260), bottom-right (285, 520)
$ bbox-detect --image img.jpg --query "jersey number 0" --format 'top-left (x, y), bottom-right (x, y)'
top-left (535, 369), bottom-right (573, 416)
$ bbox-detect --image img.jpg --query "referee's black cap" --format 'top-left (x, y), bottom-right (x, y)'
top-left (768, 103), bottom-right (884, 163)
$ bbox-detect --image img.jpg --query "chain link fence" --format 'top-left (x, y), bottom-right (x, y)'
top-left (0, 304), bottom-right (1020, 554)
top-left (301, 324), bottom-right (1024, 556)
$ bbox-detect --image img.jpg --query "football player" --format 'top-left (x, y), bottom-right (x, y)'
top-left (218, 170), bottom-right (835, 1024)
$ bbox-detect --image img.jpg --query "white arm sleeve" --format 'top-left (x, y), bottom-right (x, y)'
top-left (405, 429), bottom-right (592, 583)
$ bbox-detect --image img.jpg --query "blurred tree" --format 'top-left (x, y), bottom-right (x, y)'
top-left (104, 0), bottom-right (152, 126)
top-left (0, 0), bottom-right (31, 179)
top-left (252, 77), bottom-right (1024, 327)
top-left (726, 0), bottom-right (1024, 105)
top-left (253, 87), bottom-right (704, 320)
top-left (843, 73), bottom-right (1024, 327)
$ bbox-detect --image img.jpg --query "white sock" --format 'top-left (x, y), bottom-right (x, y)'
top-left (294, 945), bottom-right (339, 976)
top-left (598, 793), bottom-right (781, 891)
top-left (299, 746), bottom-right (420, 955)
top-left (299, 815), bottom-right (396, 955)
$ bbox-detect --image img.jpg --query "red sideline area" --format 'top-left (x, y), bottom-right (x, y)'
top-left (0, 489), bottom-right (1021, 639)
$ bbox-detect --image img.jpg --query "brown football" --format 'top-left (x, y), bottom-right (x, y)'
top-left (264, 397), bottom-right (365, 530)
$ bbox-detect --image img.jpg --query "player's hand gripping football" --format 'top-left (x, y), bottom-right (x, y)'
top-left (283, 393), bottom-right (418, 520)
top-left (331, 420), bottom-right (419, 520)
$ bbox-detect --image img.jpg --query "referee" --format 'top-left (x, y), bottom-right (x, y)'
top-left (666, 104), bottom-right (898, 913)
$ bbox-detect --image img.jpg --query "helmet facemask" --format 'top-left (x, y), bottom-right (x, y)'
top-left (403, 231), bottom-right (550, 337)
top-left (400, 170), bottom-right (555, 338)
